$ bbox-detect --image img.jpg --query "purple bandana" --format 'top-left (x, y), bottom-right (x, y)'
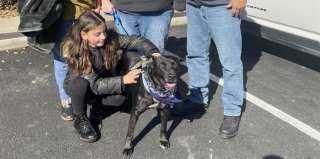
top-left (144, 74), bottom-right (182, 108)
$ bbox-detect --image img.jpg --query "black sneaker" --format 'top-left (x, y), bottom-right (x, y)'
top-left (171, 98), bottom-right (208, 116)
top-left (74, 114), bottom-right (98, 143)
top-left (219, 115), bottom-right (241, 139)
top-left (61, 98), bottom-right (74, 121)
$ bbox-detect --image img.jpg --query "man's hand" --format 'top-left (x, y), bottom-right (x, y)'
top-left (123, 69), bottom-right (141, 84)
top-left (226, 0), bottom-right (247, 17)
top-left (101, 0), bottom-right (115, 14)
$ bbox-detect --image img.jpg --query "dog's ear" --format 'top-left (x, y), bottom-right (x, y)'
top-left (166, 55), bottom-right (184, 66)
top-left (148, 56), bottom-right (154, 63)
top-left (178, 57), bottom-right (184, 66)
top-left (147, 55), bottom-right (159, 63)
top-left (145, 54), bottom-right (154, 61)
top-left (170, 56), bottom-right (184, 66)
top-left (146, 54), bottom-right (156, 61)
top-left (146, 56), bottom-right (154, 68)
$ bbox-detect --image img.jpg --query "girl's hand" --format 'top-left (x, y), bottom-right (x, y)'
top-left (152, 53), bottom-right (161, 57)
top-left (123, 69), bottom-right (142, 84)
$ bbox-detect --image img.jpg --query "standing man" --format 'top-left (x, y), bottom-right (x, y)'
top-left (171, 0), bottom-right (246, 139)
top-left (101, 0), bottom-right (186, 55)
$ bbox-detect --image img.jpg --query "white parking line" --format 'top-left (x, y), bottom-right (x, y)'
top-left (208, 73), bottom-right (320, 142)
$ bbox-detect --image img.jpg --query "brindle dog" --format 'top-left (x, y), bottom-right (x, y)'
top-left (118, 51), bottom-right (181, 157)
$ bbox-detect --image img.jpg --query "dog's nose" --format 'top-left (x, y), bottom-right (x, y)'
top-left (168, 75), bottom-right (176, 79)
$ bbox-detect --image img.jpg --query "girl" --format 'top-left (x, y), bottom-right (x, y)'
top-left (62, 11), bottom-right (161, 143)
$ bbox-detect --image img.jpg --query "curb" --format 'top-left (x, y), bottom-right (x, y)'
top-left (170, 13), bottom-right (187, 27)
top-left (0, 12), bottom-right (186, 52)
top-left (0, 36), bottom-right (28, 51)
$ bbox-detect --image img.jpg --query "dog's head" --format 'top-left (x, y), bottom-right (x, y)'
top-left (147, 55), bottom-right (182, 91)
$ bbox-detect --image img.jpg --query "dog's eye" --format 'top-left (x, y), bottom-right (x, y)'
top-left (158, 64), bottom-right (165, 68)
top-left (172, 63), bottom-right (177, 68)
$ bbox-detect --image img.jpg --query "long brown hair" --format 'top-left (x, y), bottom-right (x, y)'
top-left (62, 11), bottom-right (120, 76)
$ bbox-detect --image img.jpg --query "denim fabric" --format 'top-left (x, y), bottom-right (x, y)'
top-left (114, 9), bottom-right (174, 55)
top-left (186, 4), bottom-right (243, 116)
top-left (52, 20), bottom-right (74, 100)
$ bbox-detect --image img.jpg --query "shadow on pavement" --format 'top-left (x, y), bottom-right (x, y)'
top-left (118, 104), bottom-right (207, 148)
top-left (90, 105), bottom-right (122, 141)
top-left (242, 33), bottom-right (320, 73)
top-left (262, 155), bottom-right (283, 159)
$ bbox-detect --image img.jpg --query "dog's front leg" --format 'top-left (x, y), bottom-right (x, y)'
top-left (123, 107), bottom-right (146, 157)
top-left (159, 105), bottom-right (170, 150)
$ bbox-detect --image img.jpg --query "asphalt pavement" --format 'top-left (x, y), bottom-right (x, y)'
top-left (1, 25), bottom-right (320, 159)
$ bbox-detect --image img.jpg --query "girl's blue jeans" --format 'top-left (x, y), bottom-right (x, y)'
top-left (186, 4), bottom-right (243, 116)
top-left (53, 20), bottom-right (74, 100)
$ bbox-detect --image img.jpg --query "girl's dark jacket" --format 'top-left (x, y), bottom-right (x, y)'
top-left (63, 30), bottom-right (160, 96)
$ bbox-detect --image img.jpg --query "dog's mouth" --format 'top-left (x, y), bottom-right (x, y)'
top-left (159, 79), bottom-right (176, 91)
top-left (166, 83), bottom-right (176, 90)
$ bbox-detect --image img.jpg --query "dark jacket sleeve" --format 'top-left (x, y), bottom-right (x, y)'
top-left (173, 0), bottom-right (186, 10)
top-left (107, 29), bottom-right (160, 56)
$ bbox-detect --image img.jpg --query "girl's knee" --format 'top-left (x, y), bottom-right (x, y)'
top-left (69, 77), bottom-right (90, 92)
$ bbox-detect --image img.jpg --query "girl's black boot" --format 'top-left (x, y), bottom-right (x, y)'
top-left (74, 114), bottom-right (98, 143)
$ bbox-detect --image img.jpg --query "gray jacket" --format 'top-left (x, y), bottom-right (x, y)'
top-left (112, 0), bottom-right (186, 12)
top-left (186, 0), bottom-right (230, 6)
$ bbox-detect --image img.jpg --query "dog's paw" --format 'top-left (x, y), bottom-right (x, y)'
top-left (122, 147), bottom-right (133, 157)
top-left (159, 140), bottom-right (170, 150)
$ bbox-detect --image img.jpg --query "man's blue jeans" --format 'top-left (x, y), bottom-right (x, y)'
top-left (114, 9), bottom-right (174, 55)
top-left (53, 20), bottom-right (74, 100)
top-left (186, 4), bottom-right (243, 116)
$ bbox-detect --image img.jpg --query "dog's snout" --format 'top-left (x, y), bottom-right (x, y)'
top-left (168, 75), bottom-right (176, 79)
